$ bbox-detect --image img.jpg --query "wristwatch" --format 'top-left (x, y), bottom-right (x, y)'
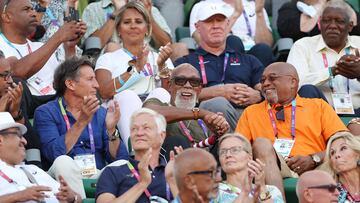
top-left (259, 190), bottom-right (272, 201)
top-left (192, 108), bottom-right (200, 120)
top-left (311, 154), bottom-right (321, 167)
top-left (34, 4), bottom-right (47, 12)
top-left (127, 60), bottom-right (137, 75)
top-left (108, 129), bottom-right (120, 142)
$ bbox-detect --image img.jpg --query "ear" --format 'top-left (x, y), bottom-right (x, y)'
top-left (65, 79), bottom-right (76, 91)
top-left (159, 131), bottom-right (166, 145)
top-left (0, 12), bottom-right (10, 23)
top-left (184, 175), bottom-right (195, 190)
top-left (348, 21), bottom-right (354, 33)
top-left (304, 189), bottom-right (314, 202)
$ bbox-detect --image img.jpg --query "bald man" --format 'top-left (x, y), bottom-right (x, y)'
top-left (235, 62), bottom-right (347, 199)
top-left (297, 170), bottom-right (339, 203)
top-left (173, 148), bottom-right (221, 203)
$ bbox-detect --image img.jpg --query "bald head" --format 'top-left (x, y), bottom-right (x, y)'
top-left (171, 63), bottom-right (200, 80)
top-left (174, 148), bottom-right (216, 188)
top-left (297, 170), bottom-right (338, 203)
top-left (265, 62), bottom-right (299, 81)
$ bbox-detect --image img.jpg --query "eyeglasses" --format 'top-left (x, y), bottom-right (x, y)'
top-left (308, 184), bottom-right (338, 193)
top-left (275, 106), bottom-right (284, 121)
top-left (260, 74), bottom-right (294, 84)
top-left (0, 71), bottom-right (12, 81)
top-left (187, 167), bottom-right (221, 179)
top-left (171, 77), bottom-right (202, 87)
top-left (219, 146), bottom-right (246, 157)
top-left (2, 0), bottom-right (11, 13)
top-left (0, 131), bottom-right (23, 138)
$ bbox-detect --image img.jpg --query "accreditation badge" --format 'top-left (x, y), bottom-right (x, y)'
top-left (331, 93), bottom-right (354, 114)
top-left (74, 154), bottom-right (97, 176)
top-left (27, 76), bottom-right (54, 95)
top-left (273, 139), bottom-right (295, 158)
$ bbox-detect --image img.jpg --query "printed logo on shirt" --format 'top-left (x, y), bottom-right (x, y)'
top-left (230, 57), bottom-right (241, 66)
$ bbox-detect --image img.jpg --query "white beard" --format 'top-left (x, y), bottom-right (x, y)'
top-left (263, 89), bottom-right (279, 104)
top-left (174, 90), bottom-right (197, 110)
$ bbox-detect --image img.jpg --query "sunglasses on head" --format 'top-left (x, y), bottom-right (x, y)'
top-left (171, 77), bottom-right (202, 87)
top-left (308, 184), bottom-right (338, 193)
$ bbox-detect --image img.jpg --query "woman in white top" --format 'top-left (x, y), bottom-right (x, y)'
top-left (95, 1), bottom-right (173, 151)
top-left (217, 133), bottom-right (284, 203)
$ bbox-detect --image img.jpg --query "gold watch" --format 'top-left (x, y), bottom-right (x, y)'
top-left (192, 108), bottom-right (200, 120)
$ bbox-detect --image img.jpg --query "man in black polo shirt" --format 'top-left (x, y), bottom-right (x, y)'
top-left (174, 3), bottom-right (264, 130)
top-left (95, 108), bottom-right (174, 203)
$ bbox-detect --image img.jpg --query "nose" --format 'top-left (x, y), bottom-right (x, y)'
top-left (215, 169), bottom-right (222, 182)
top-left (21, 136), bottom-right (27, 146)
top-left (93, 78), bottom-right (99, 89)
top-left (183, 80), bottom-right (192, 88)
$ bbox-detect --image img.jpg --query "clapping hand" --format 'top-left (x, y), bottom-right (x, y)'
top-left (203, 112), bottom-right (229, 136)
top-left (135, 44), bottom-right (150, 73)
top-left (138, 148), bottom-right (153, 186)
top-left (156, 43), bottom-right (172, 70)
top-left (56, 175), bottom-right (79, 203)
top-left (334, 48), bottom-right (360, 79)
top-left (78, 95), bottom-right (99, 125)
top-left (105, 100), bottom-right (120, 134)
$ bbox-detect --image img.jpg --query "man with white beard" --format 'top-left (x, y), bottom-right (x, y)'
top-left (143, 63), bottom-right (230, 159)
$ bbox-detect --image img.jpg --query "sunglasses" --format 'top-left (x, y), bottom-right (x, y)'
top-left (308, 184), bottom-right (338, 193)
top-left (260, 74), bottom-right (294, 84)
top-left (275, 106), bottom-right (284, 121)
top-left (187, 167), bottom-right (221, 179)
top-left (171, 77), bottom-right (202, 87)
top-left (0, 71), bottom-right (13, 81)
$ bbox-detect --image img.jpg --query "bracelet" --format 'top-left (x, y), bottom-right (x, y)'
top-left (118, 75), bottom-right (125, 86)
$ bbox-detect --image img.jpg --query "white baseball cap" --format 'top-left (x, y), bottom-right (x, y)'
top-left (197, 3), bottom-right (229, 22)
top-left (0, 112), bottom-right (27, 135)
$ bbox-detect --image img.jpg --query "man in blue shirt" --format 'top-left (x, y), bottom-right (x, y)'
top-left (96, 108), bottom-right (174, 203)
top-left (34, 57), bottom-right (128, 198)
top-left (174, 3), bottom-right (264, 130)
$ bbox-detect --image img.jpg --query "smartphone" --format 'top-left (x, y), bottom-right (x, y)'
top-left (68, 7), bottom-right (80, 22)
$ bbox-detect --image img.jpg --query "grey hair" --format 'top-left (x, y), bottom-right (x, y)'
top-left (323, 0), bottom-right (353, 22)
top-left (218, 133), bottom-right (253, 157)
top-left (130, 108), bottom-right (166, 133)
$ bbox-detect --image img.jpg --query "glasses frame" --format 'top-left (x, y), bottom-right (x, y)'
top-left (0, 71), bottom-right (13, 81)
top-left (187, 167), bottom-right (221, 179)
top-left (0, 131), bottom-right (23, 138)
top-left (307, 184), bottom-right (338, 193)
top-left (219, 146), bottom-right (247, 157)
top-left (260, 74), bottom-right (294, 85)
top-left (171, 76), bottom-right (202, 87)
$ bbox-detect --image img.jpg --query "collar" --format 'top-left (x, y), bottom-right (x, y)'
top-left (315, 34), bottom-right (355, 53)
top-left (195, 45), bottom-right (236, 56)
top-left (129, 154), bottom-right (167, 168)
top-left (266, 95), bottom-right (304, 109)
top-left (101, 0), bottom-right (113, 9)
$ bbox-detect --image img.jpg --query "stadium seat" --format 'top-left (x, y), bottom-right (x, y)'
top-left (83, 178), bottom-right (97, 203)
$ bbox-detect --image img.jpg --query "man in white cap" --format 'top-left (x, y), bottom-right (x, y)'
top-left (0, 112), bottom-right (81, 202)
top-left (174, 3), bottom-right (265, 130)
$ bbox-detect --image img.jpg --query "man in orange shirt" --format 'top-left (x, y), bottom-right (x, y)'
top-left (235, 62), bottom-right (347, 198)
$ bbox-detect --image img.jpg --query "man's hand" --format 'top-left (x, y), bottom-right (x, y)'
top-left (0, 93), bottom-right (10, 112)
top-left (165, 146), bottom-right (184, 182)
top-left (156, 43), bottom-right (172, 70)
top-left (55, 21), bottom-right (86, 43)
top-left (255, 0), bottom-right (265, 14)
top-left (56, 175), bottom-right (79, 203)
top-left (138, 148), bottom-right (152, 186)
top-left (7, 82), bottom-right (23, 118)
top-left (105, 100), bottom-right (120, 134)
top-left (112, 0), bottom-right (126, 11)
top-left (286, 155), bottom-right (315, 175)
top-left (17, 185), bottom-right (52, 202)
top-left (203, 112), bottom-right (229, 136)
top-left (77, 96), bottom-right (99, 125)
top-left (64, 21), bottom-right (87, 48)
top-left (222, 84), bottom-right (261, 106)
top-left (334, 48), bottom-right (360, 79)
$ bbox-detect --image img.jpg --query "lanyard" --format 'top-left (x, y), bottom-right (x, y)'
top-left (45, 9), bottom-right (59, 26)
top-left (122, 48), bottom-right (153, 76)
top-left (322, 48), bottom-right (351, 93)
top-left (58, 98), bottom-right (96, 154)
top-left (267, 99), bottom-right (296, 139)
top-left (198, 53), bottom-right (229, 86)
top-left (340, 183), bottom-right (360, 202)
top-left (242, 10), bottom-right (252, 37)
top-left (0, 170), bottom-right (14, 183)
top-left (179, 120), bottom-right (208, 143)
top-left (127, 162), bottom-right (151, 198)
top-left (0, 33), bottom-right (32, 57)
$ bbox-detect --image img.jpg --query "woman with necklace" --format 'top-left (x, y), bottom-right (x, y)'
top-left (324, 131), bottom-right (360, 203)
top-left (216, 133), bottom-right (284, 203)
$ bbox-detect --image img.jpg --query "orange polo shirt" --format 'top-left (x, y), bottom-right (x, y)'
top-left (235, 95), bottom-right (347, 156)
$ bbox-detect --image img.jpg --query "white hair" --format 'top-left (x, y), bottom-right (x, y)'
top-left (130, 108), bottom-right (166, 133)
top-left (323, 0), bottom-right (353, 21)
